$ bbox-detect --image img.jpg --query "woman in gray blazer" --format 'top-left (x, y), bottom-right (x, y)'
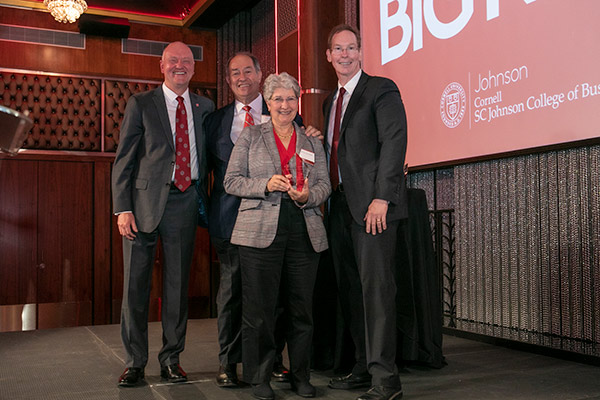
top-left (224, 72), bottom-right (331, 400)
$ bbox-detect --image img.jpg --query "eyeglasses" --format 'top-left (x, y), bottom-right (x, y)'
top-left (270, 96), bottom-right (298, 105)
top-left (330, 45), bottom-right (359, 55)
top-left (164, 56), bottom-right (194, 66)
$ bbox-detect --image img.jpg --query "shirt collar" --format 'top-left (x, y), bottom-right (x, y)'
top-left (235, 93), bottom-right (263, 115)
top-left (162, 83), bottom-right (190, 104)
top-left (337, 69), bottom-right (362, 96)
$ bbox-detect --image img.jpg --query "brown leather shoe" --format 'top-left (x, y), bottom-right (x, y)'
top-left (160, 363), bottom-right (187, 383)
top-left (271, 361), bottom-right (290, 382)
top-left (118, 367), bottom-right (144, 387)
top-left (216, 364), bottom-right (239, 387)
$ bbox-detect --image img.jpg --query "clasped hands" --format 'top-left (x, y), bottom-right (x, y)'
top-left (267, 174), bottom-right (309, 204)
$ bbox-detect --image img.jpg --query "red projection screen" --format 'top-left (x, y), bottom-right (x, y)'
top-left (361, 0), bottom-right (600, 168)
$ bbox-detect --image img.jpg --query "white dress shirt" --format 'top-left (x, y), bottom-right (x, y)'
top-left (231, 94), bottom-right (264, 144)
top-left (327, 69), bottom-right (362, 184)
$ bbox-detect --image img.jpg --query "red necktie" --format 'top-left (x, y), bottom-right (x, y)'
top-left (174, 96), bottom-right (191, 192)
top-left (330, 87), bottom-right (346, 190)
top-left (243, 105), bottom-right (255, 127)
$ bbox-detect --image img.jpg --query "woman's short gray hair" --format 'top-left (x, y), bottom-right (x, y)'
top-left (263, 72), bottom-right (301, 100)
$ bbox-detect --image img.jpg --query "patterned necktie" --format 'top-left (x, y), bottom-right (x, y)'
top-left (174, 96), bottom-right (191, 192)
top-left (242, 105), bottom-right (255, 128)
top-left (330, 87), bottom-right (346, 190)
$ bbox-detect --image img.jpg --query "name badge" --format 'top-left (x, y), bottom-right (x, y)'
top-left (299, 149), bottom-right (315, 165)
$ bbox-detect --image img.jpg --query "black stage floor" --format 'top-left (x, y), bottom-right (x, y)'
top-left (1, 319), bottom-right (600, 400)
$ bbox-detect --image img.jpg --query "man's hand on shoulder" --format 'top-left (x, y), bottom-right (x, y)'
top-left (303, 125), bottom-right (324, 141)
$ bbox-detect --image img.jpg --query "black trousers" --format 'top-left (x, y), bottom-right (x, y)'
top-left (329, 190), bottom-right (401, 388)
top-left (120, 186), bottom-right (198, 368)
top-left (212, 237), bottom-right (289, 366)
top-left (239, 199), bottom-right (319, 384)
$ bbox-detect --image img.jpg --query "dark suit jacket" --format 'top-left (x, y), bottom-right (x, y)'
top-left (204, 99), bottom-right (302, 239)
top-left (112, 86), bottom-right (214, 232)
top-left (323, 72), bottom-right (408, 225)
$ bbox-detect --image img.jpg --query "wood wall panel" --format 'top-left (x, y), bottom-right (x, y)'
top-left (277, 32), bottom-right (298, 80)
top-left (298, 0), bottom-right (343, 132)
top-left (36, 161), bottom-right (94, 304)
top-left (93, 160), bottom-right (112, 324)
top-left (298, 0), bottom-right (341, 90)
top-left (0, 159), bottom-right (38, 305)
top-left (0, 7), bottom-right (217, 85)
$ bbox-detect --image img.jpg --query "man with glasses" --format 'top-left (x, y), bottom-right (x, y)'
top-left (323, 24), bottom-right (408, 400)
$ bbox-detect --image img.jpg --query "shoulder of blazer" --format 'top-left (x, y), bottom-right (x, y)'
top-left (149, 86), bottom-right (165, 101)
top-left (127, 86), bottom-right (161, 105)
top-left (295, 122), bottom-right (318, 149)
top-left (205, 102), bottom-right (234, 131)
top-left (236, 120), bottom-right (267, 142)
top-left (190, 92), bottom-right (216, 115)
top-left (358, 73), bottom-right (399, 96)
top-left (259, 120), bottom-right (273, 135)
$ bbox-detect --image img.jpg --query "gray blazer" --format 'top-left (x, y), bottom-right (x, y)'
top-left (224, 120), bottom-right (330, 252)
top-left (112, 87), bottom-right (214, 232)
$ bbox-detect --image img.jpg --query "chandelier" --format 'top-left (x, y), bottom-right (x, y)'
top-left (43, 0), bottom-right (88, 24)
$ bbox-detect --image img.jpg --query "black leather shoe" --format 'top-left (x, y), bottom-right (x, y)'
top-left (118, 367), bottom-right (144, 387)
top-left (160, 363), bottom-right (187, 383)
top-left (328, 372), bottom-right (371, 389)
top-left (272, 362), bottom-right (290, 383)
top-left (216, 364), bottom-right (238, 387)
top-left (356, 385), bottom-right (403, 400)
top-left (252, 382), bottom-right (275, 400)
top-left (291, 379), bottom-right (316, 398)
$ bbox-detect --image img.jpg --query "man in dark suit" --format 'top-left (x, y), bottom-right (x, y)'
top-left (324, 25), bottom-right (408, 400)
top-left (112, 41), bottom-right (214, 387)
top-left (205, 52), bottom-right (295, 387)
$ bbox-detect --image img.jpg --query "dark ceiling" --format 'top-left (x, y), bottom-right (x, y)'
top-left (189, 0), bottom-right (262, 29)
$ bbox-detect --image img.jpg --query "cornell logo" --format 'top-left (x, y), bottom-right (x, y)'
top-left (440, 82), bottom-right (466, 128)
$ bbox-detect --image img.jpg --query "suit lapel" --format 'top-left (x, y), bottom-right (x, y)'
top-left (191, 93), bottom-right (203, 144)
top-left (323, 92), bottom-right (335, 128)
top-left (295, 122), bottom-right (314, 176)
top-left (153, 88), bottom-right (174, 150)
top-left (295, 122), bottom-right (307, 154)
top-left (221, 102), bottom-right (235, 147)
top-left (340, 72), bottom-right (369, 135)
top-left (261, 120), bottom-right (281, 171)
top-left (323, 92), bottom-right (335, 153)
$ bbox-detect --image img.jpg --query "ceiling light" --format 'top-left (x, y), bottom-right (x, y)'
top-left (44, 0), bottom-right (88, 24)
